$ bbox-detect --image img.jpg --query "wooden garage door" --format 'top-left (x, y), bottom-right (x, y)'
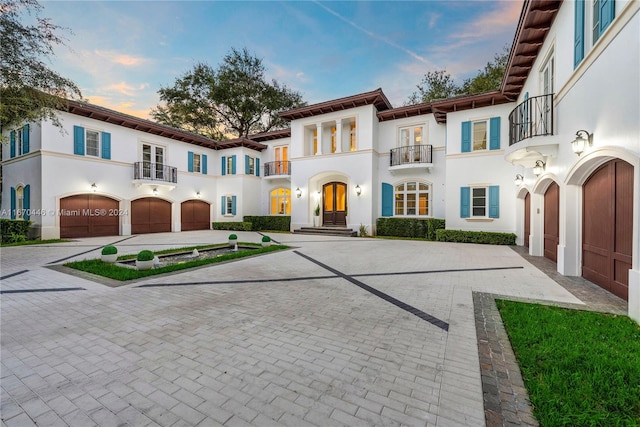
top-left (544, 182), bottom-right (559, 262)
top-left (181, 200), bottom-right (210, 231)
top-left (583, 160), bottom-right (633, 301)
top-left (131, 198), bottom-right (171, 234)
top-left (524, 192), bottom-right (531, 248)
top-left (60, 195), bottom-right (119, 238)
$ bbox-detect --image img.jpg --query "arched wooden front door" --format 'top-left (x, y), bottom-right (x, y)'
top-left (583, 159), bottom-right (633, 300)
top-left (543, 182), bottom-right (559, 262)
top-left (322, 182), bottom-right (347, 226)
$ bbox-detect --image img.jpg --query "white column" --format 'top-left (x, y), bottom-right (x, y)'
top-left (315, 124), bottom-right (323, 155)
top-left (335, 120), bottom-right (342, 153)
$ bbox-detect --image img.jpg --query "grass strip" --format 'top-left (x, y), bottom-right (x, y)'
top-left (496, 300), bottom-right (640, 427)
top-left (1, 239), bottom-right (70, 247)
top-left (66, 244), bottom-right (288, 281)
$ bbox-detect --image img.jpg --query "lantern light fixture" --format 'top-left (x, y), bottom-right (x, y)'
top-left (533, 160), bottom-right (545, 176)
top-left (514, 174), bottom-right (524, 186)
top-left (571, 130), bottom-right (593, 155)
top-left (295, 187), bottom-right (302, 198)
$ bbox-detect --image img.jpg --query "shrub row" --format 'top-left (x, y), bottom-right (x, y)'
top-left (243, 216), bottom-right (291, 231)
top-left (435, 229), bottom-right (516, 245)
top-left (0, 219), bottom-right (32, 243)
top-left (211, 221), bottom-right (252, 231)
top-left (376, 218), bottom-right (445, 240)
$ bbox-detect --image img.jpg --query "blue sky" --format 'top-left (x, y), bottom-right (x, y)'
top-left (39, 1), bottom-right (523, 118)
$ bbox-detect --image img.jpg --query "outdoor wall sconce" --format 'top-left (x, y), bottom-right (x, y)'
top-left (533, 160), bottom-right (545, 176)
top-left (196, 191), bottom-right (201, 199)
top-left (571, 130), bottom-right (593, 155)
top-left (355, 185), bottom-right (362, 196)
top-left (514, 174), bottom-right (523, 186)
top-left (295, 187), bottom-right (302, 198)
top-left (152, 187), bottom-right (158, 196)
top-left (91, 183), bottom-right (97, 192)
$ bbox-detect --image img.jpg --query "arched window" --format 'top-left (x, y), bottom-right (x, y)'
top-left (270, 188), bottom-right (291, 215)
top-left (394, 181), bottom-right (431, 216)
top-left (15, 186), bottom-right (24, 219)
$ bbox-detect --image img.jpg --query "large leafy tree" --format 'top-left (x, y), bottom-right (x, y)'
top-left (0, 0), bottom-right (82, 130)
top-left (406, 47), bottom-right (509, 105)
top-left (152, 48), bottom-right (306, 140)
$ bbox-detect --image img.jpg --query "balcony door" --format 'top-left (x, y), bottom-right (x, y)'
top-left (399, 126), bottom-right (423, 163)
top-left (275, 146), bottom-right (288, 174)
top-left (322, 182), bottom-right (347, 226)
top-left (142, 144), bottom-right (164, 180)
top-left (541, 52), bottom-right (554, 134)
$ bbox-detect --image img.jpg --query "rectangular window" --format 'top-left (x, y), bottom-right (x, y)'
top-left (398, 125), bottom-right (426, 162)
top-left (248, 157), bottom-right (255, 175)
top-left (592, 0), bottom-right (601, 43)
top-left (472, 121), bottom-right (487, 151)
top-left (86, 130), bottom-right (100, 157)
top-left (193, 153), bottom-right (201, 173)
top-left (313, 129), bottom-right (318, 155)
top-left (331, 126), bottom-right (337, 153)
top-left (227, 157), bottom-right (234, 175)
top-left (350, 123), bottom-right (356, 151)
top-left (472, 187), bottom-right (487, 217)
top-left (226, 197), bottom-right (233, 215)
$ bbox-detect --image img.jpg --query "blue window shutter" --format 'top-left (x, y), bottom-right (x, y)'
top-left (202, 154), bottom-right (207, 174)
top-left (489, 186), bottom-right (500, 218)
top-left (256, 158), bottom-right (260, 176)
top-left (22, 124), bottom-right (30, 154)
top-left (381, 183), bottom-right (393, 217)
top-left (23, 185), bottom-right (30, 220)
top-left (461, 121), bottom-right (471, 153)
top-left (231, 155), bottom-right (237, 175)
top-left (73, 125), bottom-right (85, 155)
top-left (600, 0), bottom-right (615, 35)
top-left (231, 196), bottom-right (237, 215)
top-left (10, 187), bottom-right (16, 219)
top-left (489, 117), bottom-right (501, 150)
top-left (221, 196), bottom-right (226, 214)
top-left (10, 131), bottom-right (16, 158)
top-left (101, 132), bottom-right (111, 159)
top-left (574, 0), bottom-right (585, 68)
top-left (221, 156), bottom-right (226, 175)
top-left (460, 187), bottom-right (470, 218)
top-left (245, 155), bottom-right (250, 174)
top-left (188, 151), bottom-right (194, 172)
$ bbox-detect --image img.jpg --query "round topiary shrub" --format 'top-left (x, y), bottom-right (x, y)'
top-left (228, 234), bottom-right (238, 240)
top-left (261, 235), bottom-right (271, 242)
top-left (101, 245), bottom-right (117, 255)
top-left (136, 250), bottom-right (154, 261)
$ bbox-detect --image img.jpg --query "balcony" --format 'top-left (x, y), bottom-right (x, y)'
top-left (133, 162), bottom-right (178, 189)
top-left (263, 161), bottom-right (291, 180)
top-left (389, 145), bottom-right (433, 172)
top-left (505, 94), bottom-right (558, 167)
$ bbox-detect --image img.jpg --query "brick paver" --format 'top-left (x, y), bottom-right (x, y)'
top-left (1, 231), bottom-right (627, 426)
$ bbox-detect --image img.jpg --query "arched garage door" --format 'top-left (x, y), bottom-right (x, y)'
top-left (583, 159), bottom-right (633, 301)
top-left (131, 198), bottom-right (171, 234)
top-left (60, 194), bottom-right (119, 238)
top-left (181, 200), bottom-right (210, 231)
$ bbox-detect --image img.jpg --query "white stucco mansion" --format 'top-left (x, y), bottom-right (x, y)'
top-left (2, 0), bottom-right (639, 320)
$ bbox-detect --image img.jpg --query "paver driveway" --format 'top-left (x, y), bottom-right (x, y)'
top-left (1, 231), bottom-right (583, 426)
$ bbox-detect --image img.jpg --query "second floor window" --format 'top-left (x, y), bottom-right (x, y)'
top-left (86, 130), bottom-right (100, 157)
top-left (350, 123), bottom-right (356, 151)
top-left (473, 121), bottom-right (487, 151)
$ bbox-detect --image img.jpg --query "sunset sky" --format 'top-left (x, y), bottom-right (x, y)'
top-left (37, 0), bottom-right (523, 118)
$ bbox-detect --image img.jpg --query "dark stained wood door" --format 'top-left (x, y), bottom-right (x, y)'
top-left (60, 194), bottom-right (119, 238)
top-left (322, 182), bottom-right (347, 226)
top-left (544, 182), bottom-right (559, 262)
top-left (132, 198), bottom-right (171, 234)
top-left (583, 160), bottom-right (633, 300)
top-left (524, 192), bottom-right (531, 248)
top-left (181, 200), bottom-right (210, 231)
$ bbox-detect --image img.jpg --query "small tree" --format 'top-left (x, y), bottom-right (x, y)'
top-left (406, 69), bottom-right (458, 104)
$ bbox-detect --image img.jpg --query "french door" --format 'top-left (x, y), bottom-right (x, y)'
top-left (322, 182), bottom-right (347, 226)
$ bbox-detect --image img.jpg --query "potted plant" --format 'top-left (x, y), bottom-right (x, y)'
top-left (314, 205), bottom-right (320, 227)
top-left (136, 250), bottom-right (155, 270)
top-left (261, 235), bottom-right (271, 247)
top-left (101, 245), bottom-right (118, 263)
top-left (228, 233), bottom-right (238, 247)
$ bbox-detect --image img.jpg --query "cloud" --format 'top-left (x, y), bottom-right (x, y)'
top-left (102, 82), bottom-right (150, 97)
top-left (313, 1), bottom-right (430, 65)
top-left (83, 94), bottom-right (153, 119)
top-left (93, 50), bottom-right (149, 67)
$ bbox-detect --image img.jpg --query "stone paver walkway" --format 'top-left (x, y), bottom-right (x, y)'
top-left (0, 231), bottom-right (627, 426)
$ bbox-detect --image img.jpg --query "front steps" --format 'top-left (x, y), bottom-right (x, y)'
top-left (293, 226), bottom-right (357, 237)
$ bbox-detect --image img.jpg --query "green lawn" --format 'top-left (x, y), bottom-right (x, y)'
top-left (66, 243), bottom-right (289, 281)
top-left (497, 300), bottom-right (640, 427)
top-left (1, 239), bottom-right (69, 247)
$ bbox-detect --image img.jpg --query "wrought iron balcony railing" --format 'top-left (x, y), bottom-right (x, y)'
top-left (133, 161), bottom-right (178, 183)
top-left (390, 145), bottom-right (433, 167)
top-left (264, 161), bottom-right (291, 177)
top-left (509, 93), bottom-right (554, 146)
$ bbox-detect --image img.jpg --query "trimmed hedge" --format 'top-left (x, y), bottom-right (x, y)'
top-left (436, 229), bottom-right (516, 245)
top-left (244, 216), bottom-right (291, 232)
top-left (211, 221), bottom-right (252, 231)
top-left (0, 219), bottom-right (32, 243)
top-left (376, 218), bottom-right (445, 240)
